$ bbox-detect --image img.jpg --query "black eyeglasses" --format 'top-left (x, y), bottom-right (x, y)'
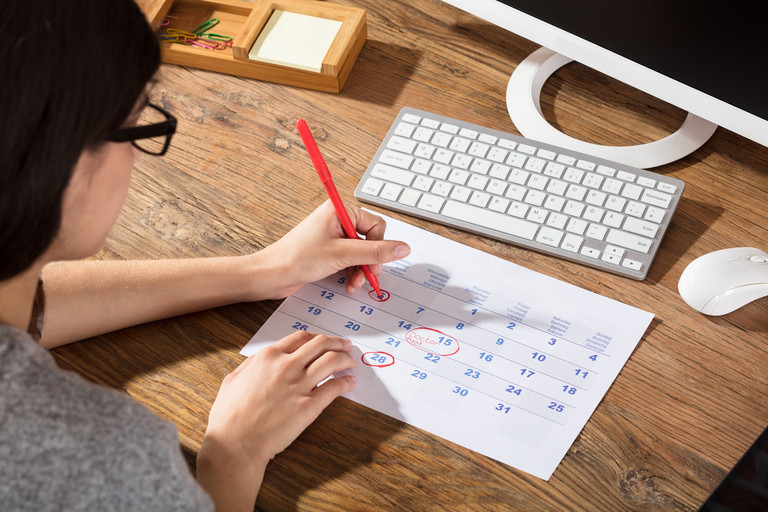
top-left (107, 103), bottom-right (177, 156)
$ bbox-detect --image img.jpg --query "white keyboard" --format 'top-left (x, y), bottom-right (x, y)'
top-left (354, 107), bottom-right (685, 280)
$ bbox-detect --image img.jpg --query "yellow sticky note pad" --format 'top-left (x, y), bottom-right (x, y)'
top-left (248, 10), bottom-right (343, 73)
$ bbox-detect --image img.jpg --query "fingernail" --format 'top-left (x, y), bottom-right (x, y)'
top-left (394, 244), bottom-right (410, 258)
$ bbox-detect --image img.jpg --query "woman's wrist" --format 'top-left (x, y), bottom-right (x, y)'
top-left (197, 432), bottom-right (269, 512)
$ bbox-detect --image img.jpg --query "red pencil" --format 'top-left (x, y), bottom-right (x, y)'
top-left (296, 118), bottom-right (384, 299)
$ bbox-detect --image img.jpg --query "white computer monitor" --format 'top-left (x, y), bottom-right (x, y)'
top-left (442, 0), bottom-right (767, 169)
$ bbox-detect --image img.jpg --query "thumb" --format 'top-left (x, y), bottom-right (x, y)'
top-left (335, 239), bottom-right (410, 270)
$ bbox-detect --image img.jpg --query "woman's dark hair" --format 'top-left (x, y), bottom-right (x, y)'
top-left (0, 0), bottom-right (160, 280)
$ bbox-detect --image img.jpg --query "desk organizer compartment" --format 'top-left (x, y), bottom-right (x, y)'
top-left (141, 0), bottom-right (366, 93)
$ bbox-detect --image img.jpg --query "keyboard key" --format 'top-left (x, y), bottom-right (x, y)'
top-left (641, 189), bottom-right (673, 208)
top-left (387, 137), bottom-right (418, 153)
top-left (449, 137), bottom-right (471, 153)
top-left (623, 217), bottom-right (659, 238)
top-left (402, 113), bottom-right (421, 124)
top-left (498, 138), bottom-right (517, 150)
top-left (478, 133), bottom-right (497, 144)
top-left (508, 202), bottom-right (529, 218)
top-left (561, 233), bottom-right (583, 253)
top-left (621, 183), bottom-right (643, 200)
top-left (442, 201), bottom-right (538, 240)
top-left (448, 169), bottom-right (469, 185)
top-left (430, 164), bottom-right (451, 180)
top-left (417, 194), bottom-right (444, 212)
top-left (566, 218), bottom-right (588, 235)
top-left (380, 182), bottom-right (402, 201)
top-left (596, 165), bottom-right (616, 176)
top-left (412, 126), bottom-right (433, 142)
top-left (657, 182), bottom-right (677, 194)
top-left (537, 149), bottom-right (556, 160)
top-left (433, 148), bottom-right (454, 164)
top-left (470, 159), bottom-right (492, 174)
top-left (507, 152), bottom-right (528, 168)
top-left (605, 229), bottom-right (652, 253)
top-left (488, 147), bottom-right (508, 163)
top-left (414, 143), bottom-right (435, 159)
top-left (468, 141), bottom-right (490, 158)
top-left (440, 122), bottom-right (459, 134)
top-left (488, 196), bottom-right (510, 213)
top-left (450, 186), bottom-right (471, 202)
top-left (645, 206), bottom-right (665, 223)
top-left (616, 170), bottom-right (636, 182)
top-left (380, 150), bottom-right (413, 169)
top-left (399, 188), bottom-right (421, 206)
top-left (536, 227), bottom-right (563, 247)
top-left (517, 143), bottom-right (536, 155)
top-left (371, 164), bottom-right (414, 186)
top-left (412, 158), bottom-right (432, 174)
top-left (413, 175), bottom-right (434, 191)
top-left (394, 122), bottom-right (416, 137)
top-left (469, 191), bottom-right (490, 207)
top-left (563, 200), bottom-right (585, 218)
top-left (432, 181), bottom-right (452, 197)
top-left (431, 131), bottom-right (452, 147)
top-left (527, 207), bottom-right (548, 224)
top-left (361, 178), bottom-right (384, 196)
top-left (601, 253), bottom-right (621, 265)
top-left (621, 259), bottom-right (643, 271)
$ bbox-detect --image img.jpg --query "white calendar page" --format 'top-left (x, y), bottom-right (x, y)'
top-left (242, 213), bottom-right (653, 480)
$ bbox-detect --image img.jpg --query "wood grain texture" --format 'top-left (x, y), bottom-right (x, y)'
top-left (53, 0), bottom-right (768, 510)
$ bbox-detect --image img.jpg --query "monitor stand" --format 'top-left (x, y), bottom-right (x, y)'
top-left (506, 47), bottom-right (718, 169)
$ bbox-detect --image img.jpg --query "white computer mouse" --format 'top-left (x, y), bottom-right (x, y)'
top-left (678, 247), bottom-right (768, 315)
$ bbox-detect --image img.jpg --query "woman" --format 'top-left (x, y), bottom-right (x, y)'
top-left (0, 1), bottom-right (409, 510)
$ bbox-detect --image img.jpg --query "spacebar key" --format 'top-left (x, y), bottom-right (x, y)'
top-left (442, 200), bottom-right (538, 240)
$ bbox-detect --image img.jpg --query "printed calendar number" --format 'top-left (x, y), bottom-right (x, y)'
top-left (362, 352), bottom-right (395, 368)
top-left (464, 368), bottom-right (480, 379)
top-left (548, 402), bottom-right (565, 413)
top-left (385, 337), bottom-right (401, 348)
top-left (452, 386), bottom-right (469, 397)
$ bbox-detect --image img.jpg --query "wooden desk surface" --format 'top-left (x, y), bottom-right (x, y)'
top-left (53, 0), bottom-right (768, 510)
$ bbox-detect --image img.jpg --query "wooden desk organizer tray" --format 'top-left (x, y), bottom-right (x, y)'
top-left (139, 0), bottom-right (367, 93)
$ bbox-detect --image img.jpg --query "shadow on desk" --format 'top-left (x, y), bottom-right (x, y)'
top-left (339, 39), bottom-right (421, 107)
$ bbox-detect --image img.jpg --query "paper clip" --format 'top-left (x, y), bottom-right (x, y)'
top-left (200, 33), bottom-right (232, 42)
top-left (192, 18), bottom-right (219, 35)
top-left (164, 28), bottom-right (198, 43)
top-left (185, 38), bottom-right (220, 50)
